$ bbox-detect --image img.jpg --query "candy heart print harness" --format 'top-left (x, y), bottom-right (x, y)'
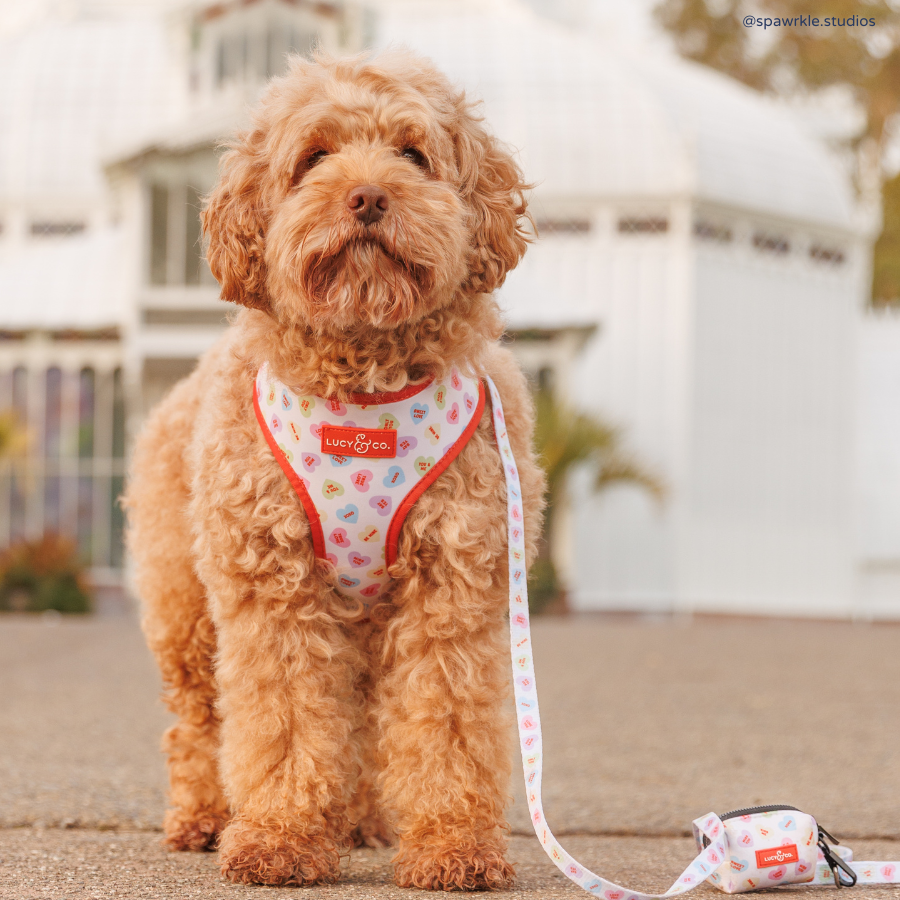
top-left (254, 363), bottom-right (484, 608)
top-left (256, 366), bottom-right (900, 896)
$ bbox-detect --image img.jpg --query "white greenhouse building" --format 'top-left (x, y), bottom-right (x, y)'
top-left (0, 0), bottom-right (898, 618)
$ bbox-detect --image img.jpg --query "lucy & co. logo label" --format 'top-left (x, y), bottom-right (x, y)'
top-left (321, 426), bottom-right (397, 458)
top-left (755, 845), bottom-right (799, 868)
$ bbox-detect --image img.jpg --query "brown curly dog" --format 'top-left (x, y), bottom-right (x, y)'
top-left (124, 50), bottom-right (544, 890)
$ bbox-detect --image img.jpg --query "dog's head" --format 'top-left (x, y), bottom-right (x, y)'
top-left (202, 51), bottom-right (530, 333)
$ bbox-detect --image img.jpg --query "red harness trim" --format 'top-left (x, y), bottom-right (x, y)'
top-left (343, 379), bottom-right (433, 406)
top-left (384, 380), bottom-right (486, 566)
top-left (253, 381), bottom-right (326, 558)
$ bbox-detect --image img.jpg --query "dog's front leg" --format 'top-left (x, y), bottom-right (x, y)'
top-left (187, 377), bottom-right (365, 886)
top-left (376, 510), bottom-right (516, 891)
top-left (210, 594), bottom-right (361, 885)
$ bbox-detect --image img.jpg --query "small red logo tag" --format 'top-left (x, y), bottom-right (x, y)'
top-left (321, 426), bottom-right (396, 458)
top-left (756, 845), bottom-right (799, 868)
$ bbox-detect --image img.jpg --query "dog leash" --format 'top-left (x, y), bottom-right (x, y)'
top-left (484, 375), bottom-right (900, 896)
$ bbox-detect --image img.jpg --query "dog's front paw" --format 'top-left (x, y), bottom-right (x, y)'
top-left (218, 816), bottom-right (342, 885)
top-left (163, 806), bottom-right (228, 852)
top-left (393, 839), bottom-right (515, 891)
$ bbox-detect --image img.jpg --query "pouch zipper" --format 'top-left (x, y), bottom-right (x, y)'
top-left (719, 804), bottom-right (801, 821)
top-left (701, 805), bottom-right (804, 848)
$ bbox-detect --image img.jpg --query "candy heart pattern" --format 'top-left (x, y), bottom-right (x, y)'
top-left (255, 364), bottom-right (484, 609)
top-left (396, 436), bottom-right (417, 457)
top-left (700, 810), bottom-right (820, 894)
top-left (336, 504), bottom-right (359, 524)
top-left (322, 479), bottom-right (344, 499)
top-left (329, 528), bottom-right (349, 547)
top-left (369, 496), bottom-right (392, 516)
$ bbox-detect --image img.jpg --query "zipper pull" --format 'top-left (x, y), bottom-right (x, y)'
top-left (818, 829), bottom-right (857, 888)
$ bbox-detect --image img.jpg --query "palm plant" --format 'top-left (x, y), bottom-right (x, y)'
top-left (530, 388), bottom-right (664, 612)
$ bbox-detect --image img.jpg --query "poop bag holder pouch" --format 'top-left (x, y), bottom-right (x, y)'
top-left (695, 805), bottom-right (855, 894)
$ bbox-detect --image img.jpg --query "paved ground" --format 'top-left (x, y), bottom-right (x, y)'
top-left (2, 613), bottom-right (900, 898)
top-left (6, 830), bottom-right (900, 900)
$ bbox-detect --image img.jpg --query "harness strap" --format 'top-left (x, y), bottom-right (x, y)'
top-left (485, 375), bottom-right (900, 897)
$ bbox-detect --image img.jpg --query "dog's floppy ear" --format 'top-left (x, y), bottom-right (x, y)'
top-left (202, 133), bottom-right (271, 312)
top-left (454, 104), bottom-right (532, 295)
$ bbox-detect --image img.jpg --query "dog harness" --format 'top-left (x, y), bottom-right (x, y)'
top-left (253, 363), bottom-right (485, 607)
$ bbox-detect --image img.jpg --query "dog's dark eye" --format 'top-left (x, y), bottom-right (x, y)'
top-left (400, 147), bottom-right (428, 170)
top-left (293, 149), bottom-right (328, 185)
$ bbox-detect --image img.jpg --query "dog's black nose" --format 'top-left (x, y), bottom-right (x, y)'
top-left (347, 185), bottom-right (389, 226)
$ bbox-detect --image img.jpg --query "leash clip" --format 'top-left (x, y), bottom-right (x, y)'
top-left (818, 828), bottom-right (857, 888)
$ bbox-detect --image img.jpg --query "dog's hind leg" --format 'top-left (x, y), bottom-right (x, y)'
top-left (125, 377), bottom-right (229, 851)
top-left (348, 709), bottom-right (395, 849)
top-left (150, 605), bottom-right (228, 851)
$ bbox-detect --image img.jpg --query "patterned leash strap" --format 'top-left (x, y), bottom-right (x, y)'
top-left (485, 376), bottom-right (726, 899)
top-left (484, 376), bottom-right (900, 897)
top-left (810, 846), bottom-right (900, 887)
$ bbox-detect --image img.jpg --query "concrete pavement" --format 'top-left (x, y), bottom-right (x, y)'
top-left (2, 613), bottom-right (900, 898)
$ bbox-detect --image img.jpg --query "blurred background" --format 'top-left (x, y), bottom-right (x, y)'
top-left (1, 0), bottom-right (899, 620)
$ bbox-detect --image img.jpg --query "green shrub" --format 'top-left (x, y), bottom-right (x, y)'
top-left (0, 534), bottom-right (92, 614)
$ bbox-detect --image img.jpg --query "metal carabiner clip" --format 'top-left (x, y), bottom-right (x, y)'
top-left (818, 830), bottom-right (858, 888)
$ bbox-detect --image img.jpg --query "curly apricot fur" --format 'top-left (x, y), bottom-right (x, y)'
top-left (219, 816), bottom-right (342, 885)
top-left (394, 841), bottom-right (516, 891)
top-left (124, 50), bottom-right (544, 890)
